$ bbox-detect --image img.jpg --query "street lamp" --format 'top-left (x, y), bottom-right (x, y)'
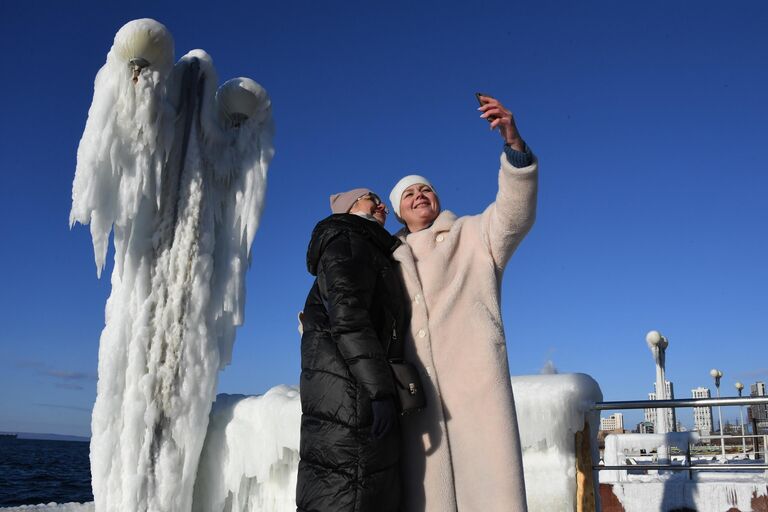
top-left (710, 368), bottom-right (726, 460)
top-left (735, 382), bottom-right (747, 458)
top-left (647, 330), bottom-right (670, 463)
top-left (217, 77), bottom-right (271, 127)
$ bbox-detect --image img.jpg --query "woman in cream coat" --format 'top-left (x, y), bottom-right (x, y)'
top-left (389, 95), bottom-right (537, 512)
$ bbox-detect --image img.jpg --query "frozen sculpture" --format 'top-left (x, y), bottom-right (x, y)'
top-left (70, 19), bottom-right (273, 512)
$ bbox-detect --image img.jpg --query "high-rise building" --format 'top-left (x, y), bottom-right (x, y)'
top-left (691, 386), bottom-right (713, 436)
top-left (600, 413), bottom-right (624, 432)
top-left (644, 380), bottom-right (677, 432)
top-left (644, 394), bottom-right (656, 424)
top-left (636, 421), bottom-right (654, 434)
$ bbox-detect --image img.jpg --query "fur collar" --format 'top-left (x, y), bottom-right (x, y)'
top-left (394, 210), bottom-right (458, 240)
top-left (392, 210), bottom-right (458, 290)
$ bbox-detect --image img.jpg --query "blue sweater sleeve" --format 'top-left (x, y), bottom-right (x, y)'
top-left (503, 142), bottom-right (533, 168)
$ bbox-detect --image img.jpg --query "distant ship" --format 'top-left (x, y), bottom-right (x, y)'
top-left (0, 432), bottom-right (18, 439)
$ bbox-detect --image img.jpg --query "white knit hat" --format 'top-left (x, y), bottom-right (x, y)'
top-left (389, 175), bottom-right (436, 219)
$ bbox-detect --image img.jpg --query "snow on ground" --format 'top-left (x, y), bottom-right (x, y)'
top-left (608, 480), bottom-right (768, 512)
top-left (0, 505), bottom-right (94, 512)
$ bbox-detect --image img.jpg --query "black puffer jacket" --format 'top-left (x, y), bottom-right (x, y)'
top-left (296, 214), bottom-right (407, 512)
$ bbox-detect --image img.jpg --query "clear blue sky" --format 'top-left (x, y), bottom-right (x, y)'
top-left (1, 1), bottom-right (766, 437)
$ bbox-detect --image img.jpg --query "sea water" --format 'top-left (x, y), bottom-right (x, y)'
top-left (0, 439), bottom-right (92, 507)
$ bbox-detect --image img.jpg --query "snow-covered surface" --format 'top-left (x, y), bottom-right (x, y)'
top-left (512, 373), bottom-right (603, 512)
top-left (0, 505), bottom-right (94, 512)
top-left (603, 432), bottom-right (700, 482)
top-left (605, 432), bottom-right (700, 459)
top-left (608, 480), bottom-right (768, 512)
top-left (158, 375), bottom-right (608, 512)
top-left (5, 376), bottom-right (768, 511)
top-left (69, 18), bottom-right (273, 512)
top-left (602, 432), bottom-right (768, 510)
top-left (3, 375), bottom-right (607, 512)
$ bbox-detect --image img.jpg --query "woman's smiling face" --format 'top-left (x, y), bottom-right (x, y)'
top-left (399, 183), bottom-right (440, 231)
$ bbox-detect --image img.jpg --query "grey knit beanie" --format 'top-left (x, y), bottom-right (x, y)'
top-left (329, 188), bottom-right (372, 214)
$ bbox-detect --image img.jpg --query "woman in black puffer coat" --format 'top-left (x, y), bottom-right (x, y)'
top-left (296, 188), bottom-right (407, 512)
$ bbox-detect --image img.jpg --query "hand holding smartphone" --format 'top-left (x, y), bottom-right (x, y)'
top-left (475, 92), bottom-right (497, 122)
top-left (475, 92), bottom-right (494, 106)
top-left (474, 93), bottom-right (523, 147)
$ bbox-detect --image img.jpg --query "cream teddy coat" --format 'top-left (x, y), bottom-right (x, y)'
top-left (393, 153), bottom-right (537, 512)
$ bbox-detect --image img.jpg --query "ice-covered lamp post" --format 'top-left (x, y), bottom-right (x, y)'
top-left (735, 381), bottom-right (747, 457)
top-left (70, 18), bottom-right (275, 512)
top-left (646, 330), bottom-right (670, 463)
top-left (710, 369), bottom-right (726, 460)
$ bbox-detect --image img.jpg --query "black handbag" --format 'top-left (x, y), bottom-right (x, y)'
top-left (389, 359), bottom-right (426, 415)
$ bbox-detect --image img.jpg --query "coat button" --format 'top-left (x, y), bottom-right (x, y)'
top-left (436, 234), bottom-right (445, 242)
top-left (425, 366), bottom-right (432, 376)
top-left (418, 329), bottom-right (426, 338)
top-left (414, 293), bottom-right (422, 304)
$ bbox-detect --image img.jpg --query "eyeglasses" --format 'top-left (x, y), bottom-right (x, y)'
top-left (356, 193), bottom-right (389, 214)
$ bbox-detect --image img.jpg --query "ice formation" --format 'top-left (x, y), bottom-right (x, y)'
top-left (603, 432), bottom-right (700, 482)
top-left (646, 330), bottom-right (672, 461)
top-left (607, 479), bottom-right (768, 511)
top-left (70, 18), bottom-right (273, 512)
top-left (193, 375), bottom-right (605, 512)
top-left (5, 375), bottom-right (767, 511)
top-left (512, 373), bottom-right (603, 511)
top-left (601, 432), bottom-right (768, 510)
top-left (192, 386), bottom-right (301, 512)
top-left (195, 375), bottom-right (606, 512)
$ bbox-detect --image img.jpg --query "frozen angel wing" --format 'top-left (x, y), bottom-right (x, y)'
top-left (69, 18), bottom-right (174, 277)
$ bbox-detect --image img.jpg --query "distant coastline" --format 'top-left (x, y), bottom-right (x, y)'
top-left (0, 431), bottom-right (89, 443)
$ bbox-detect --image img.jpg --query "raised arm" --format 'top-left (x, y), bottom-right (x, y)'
top-left (477, 95), bottom-right (538, 269)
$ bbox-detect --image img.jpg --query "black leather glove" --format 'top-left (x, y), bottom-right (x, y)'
top-left (371, 398), bottom-right (397, 440)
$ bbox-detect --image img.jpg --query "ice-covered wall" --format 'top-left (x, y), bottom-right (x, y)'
top-left (188, 375), bottom-right (604, 512)
top-left (192, 387), bottom-right (301, 512)
top-left (606, 480), bottom-right (768, 512)
top-left (512, 373), bottom-right (604, 511)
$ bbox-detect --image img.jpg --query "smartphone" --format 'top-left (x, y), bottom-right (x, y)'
top-left (475, 92), bottom-right (496, 121)
top-left (475, 92), bottom-right (494, 106)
